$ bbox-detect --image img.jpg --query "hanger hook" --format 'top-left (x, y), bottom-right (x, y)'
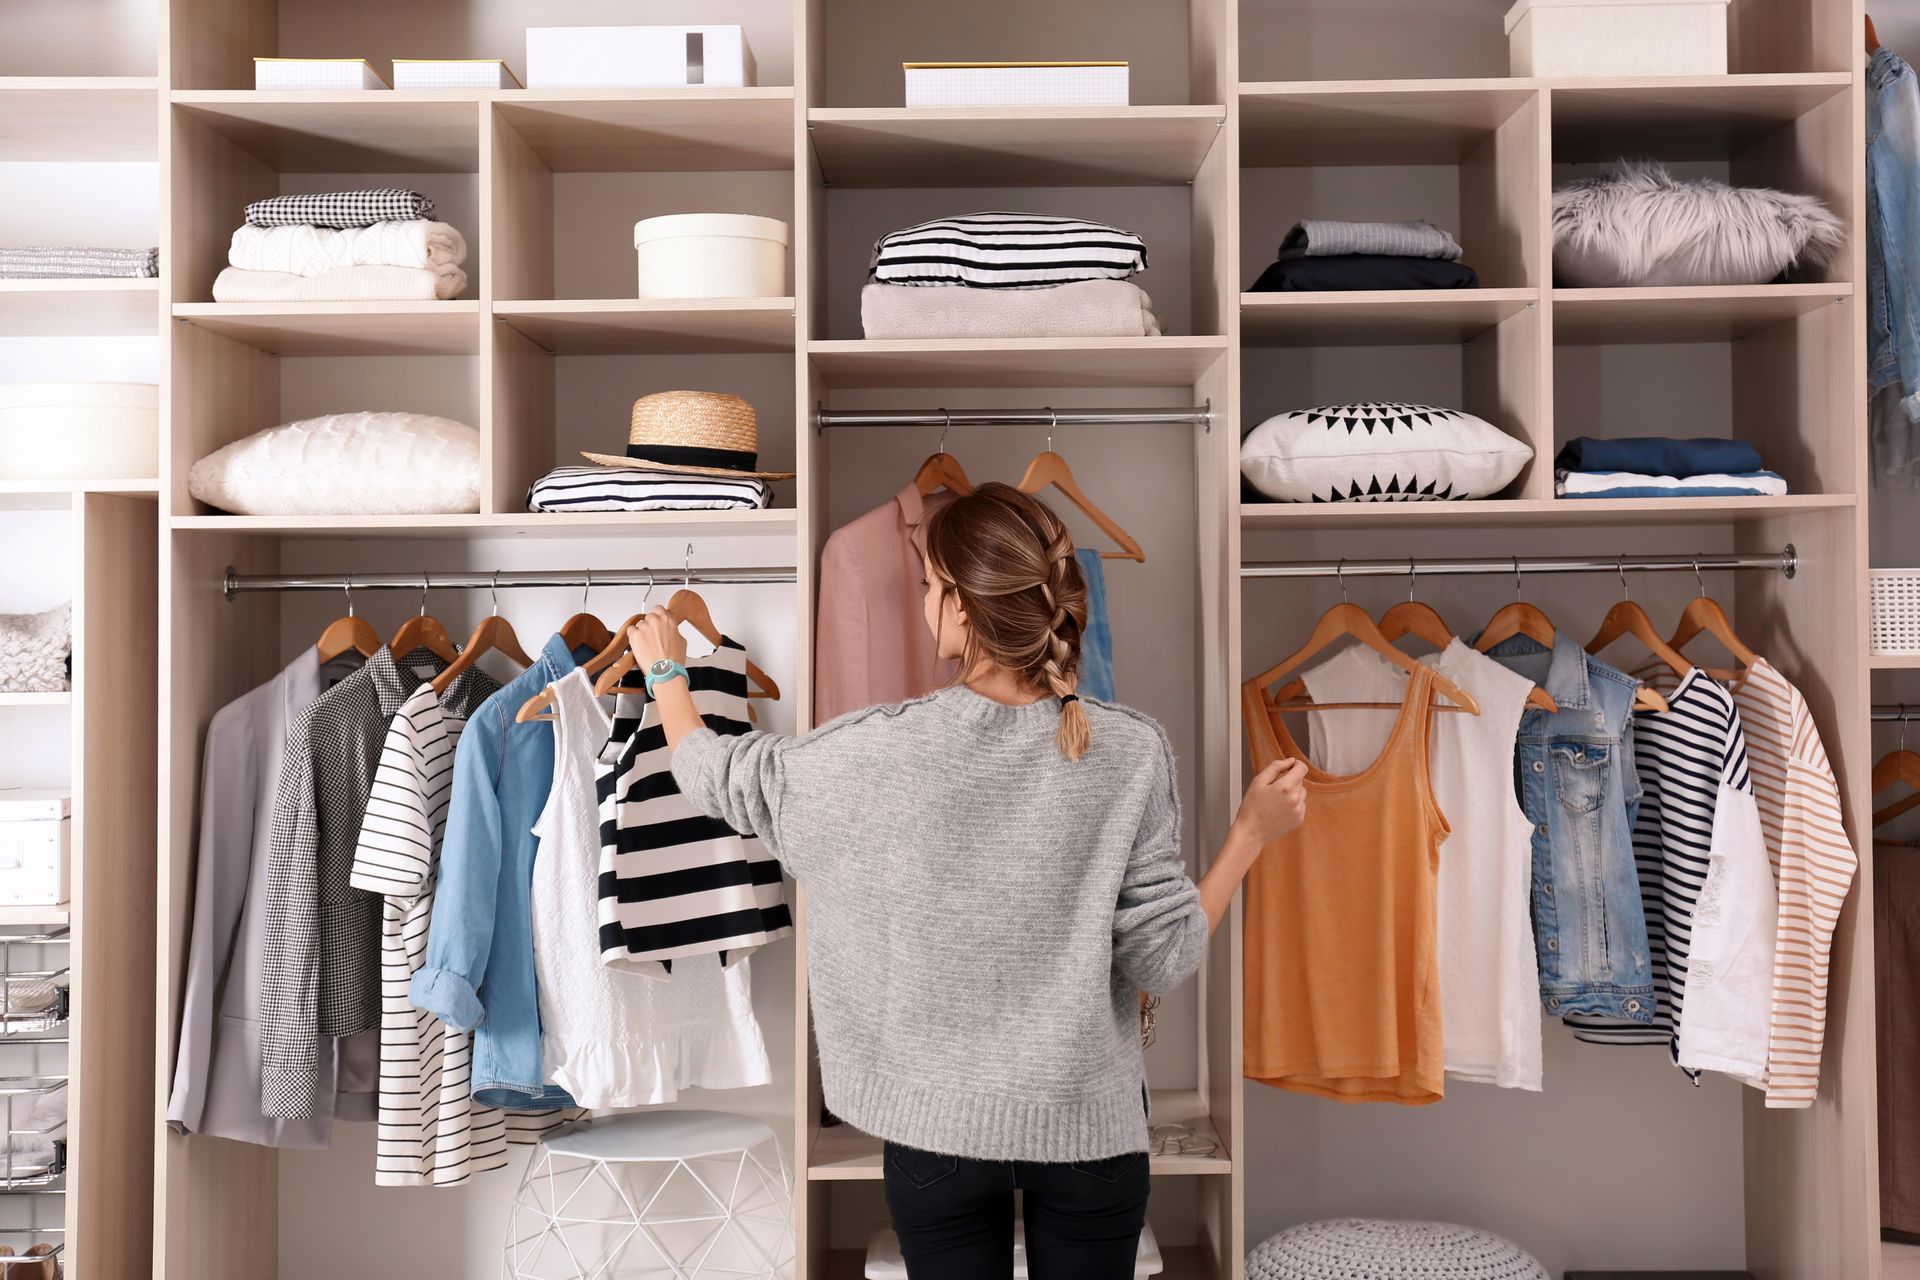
top-left (343, 572), bottom-right (355, 619)
top-left (1902, 704), bottom-right (1909, 753)
top-left (1406, 557), bottom-right (1417, 603)
top-left (938, 407), bottom-right (950, 456)
top-left (1336, 559), bottom-right (1348, 604)
top-left (642, 569), bottom-right (656, 608)
top-left (1618, 555), bottom-right (1629, 601)
top-left (582, 568), bottom-right (592, 611)
top-left (1512, 556), bottom-right (1522, 601)
top-left (490, 569), bottom-right (501, 618)
top-left (419, 572), bottom-right (429, 618)
top-left (1692, 557), bottom-right (1705, 599)
top-left (684, 542), bottom-right (693, 590)
top-left (1045, 405), bottom-right (1056, 453)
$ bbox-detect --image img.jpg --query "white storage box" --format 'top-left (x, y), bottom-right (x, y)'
top-left (633, 214), bottom-right (789, 299)
top-left (392, 59), bottom-right (521, 91)
top-left (903, 61), bottom-right (1130, 108)
top-left (1504, 0), bottom-right (1729, 76)
top-left (526, 26), bottom-right (756, 89)
top-left (254, 58), bottom-right (390, 91)
top-left (865, 1222), bottom-right (1162, 1277)
top-left (0, 382), bottom-right (159, 483)
top-left (1873, 569), bottom-right (1920, 655)
top-left (0, 792), bottom-right (69, 908)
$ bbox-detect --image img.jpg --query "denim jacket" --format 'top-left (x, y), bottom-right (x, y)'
top-left (409, 634), bottom-right (586, 1109)
top-left (1870, 47), bottom-right (1920, 409)
top-left (1481, 632), bottom-right (1656, 1022)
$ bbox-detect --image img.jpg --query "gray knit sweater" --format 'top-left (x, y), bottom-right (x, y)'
top-left (671, 685), bottom-right (1208, 1163)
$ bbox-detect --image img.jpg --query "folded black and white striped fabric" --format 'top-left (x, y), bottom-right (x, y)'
top-left (0, 246), bottom-right (158, 279)
top-left (527, 466), bottom-right (772, 513)
top-left (870, 212), bottom-right (1148, 289)
top-left (244, 190), bottom-right (436, 230)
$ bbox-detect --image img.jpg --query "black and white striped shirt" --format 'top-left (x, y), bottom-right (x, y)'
top-left (528, 466), bottom-right (771, 514)
top-left (594, 637), bottom-right (793, 974)
top-left (869, 212), bottom-right (1149, 289)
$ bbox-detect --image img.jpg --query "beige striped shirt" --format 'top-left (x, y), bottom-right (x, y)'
top-left (1729, 659), bottom-right (1858, 1108)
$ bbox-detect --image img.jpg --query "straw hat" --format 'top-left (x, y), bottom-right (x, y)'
top-left (581, 390), bottom-right (794, 480)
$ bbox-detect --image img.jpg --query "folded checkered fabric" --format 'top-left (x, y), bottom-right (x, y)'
top-left (527, 466), bottom-right (772, 513)
top-left (0, 246), bottom-right (158, 279)
top-left (244, 190), bottom-right (435, 230)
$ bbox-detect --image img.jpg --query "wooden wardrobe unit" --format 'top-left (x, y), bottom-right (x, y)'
top-left (0, 0), bottom-right (1884, 1274)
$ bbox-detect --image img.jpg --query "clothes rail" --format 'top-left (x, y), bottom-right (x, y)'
top-left (814, 402), bottom-right (1212, 431)
top-left (1240, 546), bottom-right (1798, 581)
top-left (221, 565), bottom-right (796, 599)
top-left (1876, 705), bottom-right (1920, 721)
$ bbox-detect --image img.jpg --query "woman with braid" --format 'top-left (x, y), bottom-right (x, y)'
top-left (626, 482), bottom-right (1307, 1279)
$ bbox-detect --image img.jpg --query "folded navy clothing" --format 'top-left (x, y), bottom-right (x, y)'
top-left (1248, 255), bottom-right (1479, 292)
top-left (1554, 436), bottom-right (1765, 478)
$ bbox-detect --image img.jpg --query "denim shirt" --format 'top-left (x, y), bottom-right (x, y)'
top-left (1870, 47), bottom-right (1920, 408)
top-left (409, 634), bottom-right (586, 1109)
top-left (1481, 632), bottom-right (1656, 1022)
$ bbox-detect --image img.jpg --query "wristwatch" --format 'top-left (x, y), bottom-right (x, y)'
top-left (644, 658), bottom-right (689, 696)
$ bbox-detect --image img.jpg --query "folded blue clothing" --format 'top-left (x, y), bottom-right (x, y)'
top-left (1555, 436), bottom-right (1765, 477)
top-left (1554, 436), bottom-right (1764, 478)
top-left (1555, 469), bottom-right (1789, 499)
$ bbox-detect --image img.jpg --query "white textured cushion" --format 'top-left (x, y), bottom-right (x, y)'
top-left (1248, 1219), bottom-right (1547, 1280)
top-left (187, 411), bottom-right (480, 515)
top-left (0, 603), bottom-right (70, 694)
top-left (1241, 402), bottom-right (1531, 503)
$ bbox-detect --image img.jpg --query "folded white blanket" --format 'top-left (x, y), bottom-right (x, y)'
top-left (1555, 469), bottom-right (1789, 497)
top-left (862, 279), bottom-right (1162, 340)
top-left (228, 220), bottom-right (467, 277)
top-left (211, 263), bottom-right (467, 302)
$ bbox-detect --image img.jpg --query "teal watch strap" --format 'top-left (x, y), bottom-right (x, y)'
top-left (644, 660), bottom-right (689, 696)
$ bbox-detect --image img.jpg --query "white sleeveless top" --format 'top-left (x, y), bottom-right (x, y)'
top-left (529, 668), bottom-right (770, 1110)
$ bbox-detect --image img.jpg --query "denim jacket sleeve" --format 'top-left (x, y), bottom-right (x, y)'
top-left (408, 703), bottom-right (504, 1031)
top-left (1870, 48), bottom-right (1920, 404)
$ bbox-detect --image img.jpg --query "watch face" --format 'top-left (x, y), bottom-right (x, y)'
top-left (649, 658), bottom-right (676, 677)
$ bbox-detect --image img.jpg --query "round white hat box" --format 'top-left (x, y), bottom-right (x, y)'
top-left (0, 382), bottom-right (159, 482)
top-left (633, 213), bottom-right (790, 299)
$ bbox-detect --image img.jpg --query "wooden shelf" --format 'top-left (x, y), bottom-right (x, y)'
top-left (170, 509), bottom-right (799, 539)
top-left (0, 279), bottom-right (160, 337)
top-left (1550, 73), bottom-right (1852, 161)
top-left (1240, 79), bottom-right (1535, 165)
top-left (0, 693), bottom-right (71, 708)
top-left (1242, 494), bottom-right (1856, 529)
top-left (1871, 653), bottom-right (1920, 671)
top-left (807, 106), bottom-right (1225, 186)
top-left (809, 337), bottom-right (1226, 388)
top-left (808, 1090), bottom-right (1229, 1181)
top-left (0, 906), bottom-right (70, 928)
top-left (0, 77), bottom-right (159, 161)
top-left (170, 90), bottom-right (481, 172)
top-left (0, 479), bottom-right (157, 499)
top-left (1241, 288), bottom-right (1537, 345)
top-left (173, 302), bottom-right (480, 355)
top-left (1552, 284), bottom-right (1852, 343)
top-left (494, 298), bottom-right (795, 355)
top-left (495, 89), bottom-right (794, 171)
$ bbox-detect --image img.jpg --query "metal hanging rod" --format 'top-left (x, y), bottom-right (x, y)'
top-left (1241, 546), bottom-right (1798, 581)
top-left (1875, 705), bottom-right (1920, 722)
top-left (814, 402), bottom-right (1212, 431)
top-left (223, 565), bottom-right (795, 600)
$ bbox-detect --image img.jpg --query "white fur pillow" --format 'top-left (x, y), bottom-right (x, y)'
top-left (1242, 403), bottom-right (1532, 503)
top-left (188, 411), bottom-right (480, 515)
top-left (0, 603), bottom-right (70, 693)
top-left (1554, 159), bottom-right (1846, 287)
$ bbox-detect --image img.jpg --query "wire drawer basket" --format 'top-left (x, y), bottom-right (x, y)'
top-left (1873, 569), bottom-right (1920, 655)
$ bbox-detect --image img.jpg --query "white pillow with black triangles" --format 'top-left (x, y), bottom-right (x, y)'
top-left (1240, 402), bottom-right (1532, 503)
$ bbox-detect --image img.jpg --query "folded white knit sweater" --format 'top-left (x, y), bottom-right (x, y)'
top-left (861, 279), bottom-right (1162, 339)
top-left (228, 220), bottom-right (467, 276)
top-left (211, 263), bottom-right (467, 302)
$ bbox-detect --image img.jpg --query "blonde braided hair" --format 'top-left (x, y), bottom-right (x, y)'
top-left (925, 482), bottom-right (1092, 760)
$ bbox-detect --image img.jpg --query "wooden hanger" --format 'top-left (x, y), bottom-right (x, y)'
top-left (1016, 415), bottom-right (1145, 563)
top-left (1475, 561), bottom-right (1667, 712)
top-left (595, 552), bottom-right (781, 700)
top-left (913, 413), bottom-right (974, 497)
top-left (1875, 713), bottom-right (1920, 826)
top-left (432, 572), bottom-right (533, 696)
top-left (518, 572), bottom-right (643, 723)
top-left (315, 573), bottom-right (381, 664)
top-left (1379, 562), bottom-right (1557, 713)
top-left (1251, 598), bottom-right (1480, 717)
top-left (1585, 560), bottom-right (1692, 697)
top-left (1667, 563), bottom-right (1758, 681)
top-left (388, 574), bottom-right (458, 664)
top-left (1869, 13), bottom-right (1882, 52)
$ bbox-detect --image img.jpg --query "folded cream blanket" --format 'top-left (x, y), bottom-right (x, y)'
top-left (228, 220), bottom-right (467, 277)
top-left (862, 279), bottom-right (1162, 339)
top-left (211, 263), bottom-right (467, 302)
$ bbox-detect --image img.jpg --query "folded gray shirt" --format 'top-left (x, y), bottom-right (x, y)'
top-left (1279, 219), bottom-right (1463, 262)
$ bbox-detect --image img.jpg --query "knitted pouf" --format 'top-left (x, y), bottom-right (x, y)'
top-left (1247, 1219), bottom-right (1548, 1280)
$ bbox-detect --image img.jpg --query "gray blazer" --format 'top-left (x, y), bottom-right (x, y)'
top-left (166, 648), bottom-right (377, 1146)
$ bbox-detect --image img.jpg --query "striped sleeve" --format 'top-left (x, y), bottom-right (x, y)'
top-left (350, 695), bottom-right (451, 898)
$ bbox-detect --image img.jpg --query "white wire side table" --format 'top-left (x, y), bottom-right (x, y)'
top-left (505, 1110), bottom-right (794, 1280)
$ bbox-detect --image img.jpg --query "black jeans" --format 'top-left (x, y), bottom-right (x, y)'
top-left (881, 1141), bottom-right (1151, 1279)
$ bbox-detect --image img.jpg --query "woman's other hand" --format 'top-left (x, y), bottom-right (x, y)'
top-left (626, 606), bottom-right (688, 672)
top-left (1232, 757), bottom-right (1308, 847)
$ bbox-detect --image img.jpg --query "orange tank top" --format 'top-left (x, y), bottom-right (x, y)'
top-left (1240, 663), bottom-right (1450, 1104)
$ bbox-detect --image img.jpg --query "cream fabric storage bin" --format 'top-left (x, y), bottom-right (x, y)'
top-left (392, 59), bottom-right (521, 90)
top-left (526, 26), bottom-right (755, 88)
top-left (0, 382), bottom-right (159, 482)
top-left (254, 58), bottom-right (390, 90)
top-left (1504, 0), bottom-right (1729, 76)
top-left (633, 214), bottom-right (789, 299)
top-left (903, 61), bottom-right (1130, 108)
top-left (0, 792), bottom-right (69, 908)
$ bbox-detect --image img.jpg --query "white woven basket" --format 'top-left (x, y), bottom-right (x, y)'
top-left (1872, 569), bottom-right (1920, 655)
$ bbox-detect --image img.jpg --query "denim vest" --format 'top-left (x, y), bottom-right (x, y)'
top-left (1481, 632), bottom-right (1656, 1022)
top-left (1870, 47), bottom-right (1920, 408)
